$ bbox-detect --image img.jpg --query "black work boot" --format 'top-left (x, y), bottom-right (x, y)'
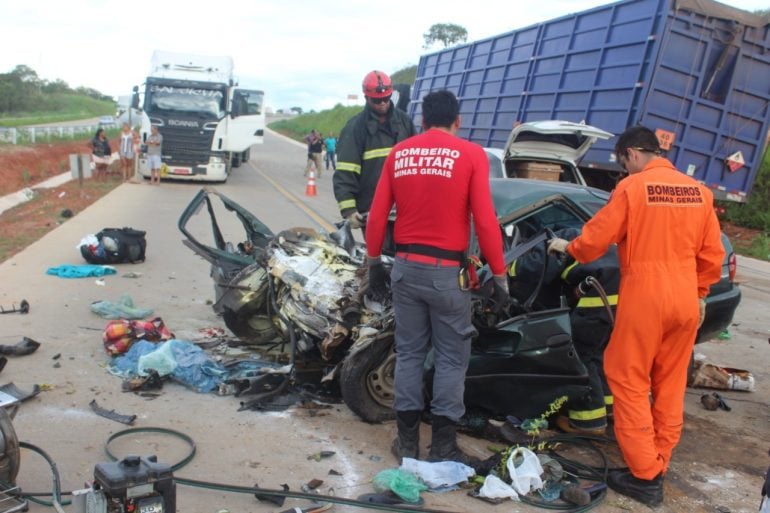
top-left (391, 410), bottom-right (421, 462)
top-left (427, 415), bottom-right (481, 469)
top-left (607, 469), bottom-right (663, 507)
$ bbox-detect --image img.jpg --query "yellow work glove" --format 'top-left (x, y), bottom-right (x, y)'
top-left (698, 297), bottom-right (706, 329)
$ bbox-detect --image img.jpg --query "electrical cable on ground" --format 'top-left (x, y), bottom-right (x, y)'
top-left (15, 426), bottom-right (616, 512)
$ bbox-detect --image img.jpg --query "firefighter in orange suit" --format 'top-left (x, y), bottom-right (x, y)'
top-left (548, 126), bottom-right (724, 507)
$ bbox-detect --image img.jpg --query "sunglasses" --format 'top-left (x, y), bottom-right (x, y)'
top-left (369, 96), bottom-right (391, 105)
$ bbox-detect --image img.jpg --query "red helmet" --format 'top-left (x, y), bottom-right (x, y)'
top-left (362, 70), bottom-right (393, 99)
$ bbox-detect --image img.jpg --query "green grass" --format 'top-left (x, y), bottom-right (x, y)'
top-left (269, 104), bottom-right (363, 142)
top-left (745, 233), bottom-right (770, 260)
top-left (0, 94), bottom-right (115, 127)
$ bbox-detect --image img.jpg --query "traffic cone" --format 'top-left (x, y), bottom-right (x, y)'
top-left (305, 166), bottom-right (317, 197)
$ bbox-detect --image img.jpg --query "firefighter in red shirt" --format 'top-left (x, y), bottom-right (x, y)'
top-left (548, 126), bottom-right (724, 506)
top-left (365, 90), bottom-right (508, 467)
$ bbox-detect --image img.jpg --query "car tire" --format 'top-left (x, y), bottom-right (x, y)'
top-left (339, 335), bottom-right (396, 423)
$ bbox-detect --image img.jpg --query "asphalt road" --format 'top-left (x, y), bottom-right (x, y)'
top-left (0, 130), bottom-right (767, 512)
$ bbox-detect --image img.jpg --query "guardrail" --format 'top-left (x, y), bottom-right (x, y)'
top-left (0, 124), bottom-right (117, 145)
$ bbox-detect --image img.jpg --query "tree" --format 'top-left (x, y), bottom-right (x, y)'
top-left (42, 79), bottom-right (71, 94)
top-left (10, 64), bottom-right (39, 84)
top-left (423, 23), bottom-right (468, 49)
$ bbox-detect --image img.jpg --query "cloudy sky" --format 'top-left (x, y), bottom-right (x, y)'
top-left (2, 0), bottom-right (766, 112)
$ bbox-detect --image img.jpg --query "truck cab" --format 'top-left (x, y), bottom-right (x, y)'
top-left (135, 51), bottom-right (265, 182)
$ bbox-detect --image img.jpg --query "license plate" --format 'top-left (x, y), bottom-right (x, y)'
top-left (172, 167), bottom-right (192, 175)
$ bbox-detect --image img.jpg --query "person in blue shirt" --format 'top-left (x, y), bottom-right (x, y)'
top-left (324, 132), bottom-right (337, 171)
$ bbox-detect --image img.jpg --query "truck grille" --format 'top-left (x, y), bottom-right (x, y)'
top-left (160, 126), bottom-right (216, 166)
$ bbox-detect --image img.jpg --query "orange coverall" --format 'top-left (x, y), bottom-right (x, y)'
top-left (567, 157), bottom-right (724, 480)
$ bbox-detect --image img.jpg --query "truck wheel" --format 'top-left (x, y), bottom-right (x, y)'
top-left (242, 148), bottom-right (250, 164)
top-left (340, 336), bottom-right (396, 423)
top-left (231, 152), bottom-right (242, 168)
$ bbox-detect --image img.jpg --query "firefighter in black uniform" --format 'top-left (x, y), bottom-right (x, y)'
top-left (333, 70), bottom-right (416, 234)
top-left (509, 227), bottom-right (619, 435)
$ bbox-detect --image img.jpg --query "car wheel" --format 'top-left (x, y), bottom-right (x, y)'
top-left (340, 335), bottom-right (396, 423)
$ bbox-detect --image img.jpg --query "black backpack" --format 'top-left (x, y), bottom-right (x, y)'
top-left (81, 227), bottom-right (147, 264)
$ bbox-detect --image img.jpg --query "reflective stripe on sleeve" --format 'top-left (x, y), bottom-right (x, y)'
top-left (568, 406), bottom-right (607, 421)
top-left (560, 260), bottom-right (579, 281)
top-left (338, 199), bottom-right (356, 210)
top-left (337, 162), bottom-right (361, 173)
top-left (576, 295), bottom-right (618, 308)
top-left (362, 147), bottom-right (392, 160)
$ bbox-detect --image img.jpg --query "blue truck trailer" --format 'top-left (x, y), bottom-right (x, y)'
top-left (409, 0), bottom-right (770, 201)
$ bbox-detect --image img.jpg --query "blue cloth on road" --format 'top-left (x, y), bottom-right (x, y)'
top-left (110, 339), bottom-right (225, 393)
top-left (46, 264), bottom-right (116, 278)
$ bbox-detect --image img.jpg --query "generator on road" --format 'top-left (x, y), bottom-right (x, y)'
top-left (410, 0), bottom-right (770, 201)
top-left (73, 456), bottom-right (175, 513)
top-left (133, 50), bottom-right (265, 182)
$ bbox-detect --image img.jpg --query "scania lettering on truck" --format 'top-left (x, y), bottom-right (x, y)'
top-left (134, 50), bottom-right (264, 182)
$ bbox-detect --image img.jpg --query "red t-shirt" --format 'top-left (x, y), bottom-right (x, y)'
top-left (366, 128), bottom-right (505, 275)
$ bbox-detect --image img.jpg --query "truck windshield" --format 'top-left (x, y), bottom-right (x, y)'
top-left (147, 84), bottom-right (225, 118)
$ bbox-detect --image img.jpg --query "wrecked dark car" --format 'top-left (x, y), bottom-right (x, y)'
top-left (178, 182), bottom-right (741, 422)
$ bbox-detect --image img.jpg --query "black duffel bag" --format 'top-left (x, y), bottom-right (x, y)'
top-left (80, 227), bottom-right (147, 264)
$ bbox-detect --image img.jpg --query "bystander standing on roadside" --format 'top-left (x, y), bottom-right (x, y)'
top-left (305, 130), bottom-right (323, 178)
top-left (88, 128), bottom-right (111, 181)
top-left (118, 123), bottom-right (136, 182)
top-left (324, 132), bottom-right (337, 171)
top-left (146, 125), bottom-right (163, 185)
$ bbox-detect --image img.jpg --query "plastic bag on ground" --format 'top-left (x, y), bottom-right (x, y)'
top-left (372, 469), bottom-right (428, 504)
top-left (506, 447), bottom-right (544, 496)
top-left (91, 294), bottom-right (153, 320)
top-left (141, 340), bottom-right (226, 393)
top-left (400, 458), bottom-right (475, 490)
top-left (138, 341), bottom-right (179, 376)
top-left (479, 474), bottom-right (519, 500)
top-left (110, 340), bottom-right (160, 377)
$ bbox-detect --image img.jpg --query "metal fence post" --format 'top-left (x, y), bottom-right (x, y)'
top-left (30, 127), bottom-right (35, 144)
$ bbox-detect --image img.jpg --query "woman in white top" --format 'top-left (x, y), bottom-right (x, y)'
top-left (118, 123), bottom-right (139, 181)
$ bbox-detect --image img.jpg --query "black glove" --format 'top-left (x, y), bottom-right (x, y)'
top-left (366, 259), bottom-right (388, 302)
top-left (490, 274), bottom-right (510, 313)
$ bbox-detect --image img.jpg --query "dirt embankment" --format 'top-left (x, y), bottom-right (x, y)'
top-left (0, 141), bottom-right (122, 262)
top-left (0, 140), bottom-right (96, 195)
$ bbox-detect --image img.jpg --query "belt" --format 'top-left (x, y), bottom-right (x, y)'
top-left (394, 243), bottom-right (464, 262)
top-left (396, 252), bottom-right (460, 268)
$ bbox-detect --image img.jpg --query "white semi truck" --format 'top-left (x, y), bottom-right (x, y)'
top-left (133, 51), bottom-right (265, 182)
